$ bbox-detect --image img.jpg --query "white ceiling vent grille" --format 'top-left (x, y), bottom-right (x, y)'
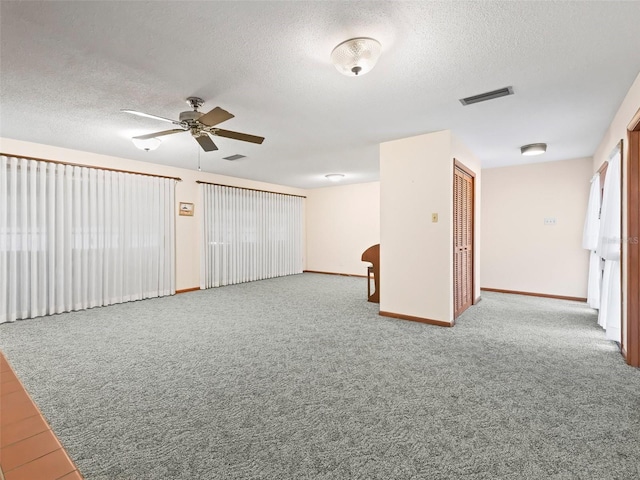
top-left (222, 154), bottom-right (246, 161)
top-left (459, 86), bottom-right (514, 106)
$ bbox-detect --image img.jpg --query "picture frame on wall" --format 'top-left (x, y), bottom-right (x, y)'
top-left (179, 202), bottom-right (194, 216)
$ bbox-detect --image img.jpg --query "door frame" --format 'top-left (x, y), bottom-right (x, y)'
top-left (453, 159), bottom-right (476, 318)
top-left (626, 108), bottom-right (640, 367)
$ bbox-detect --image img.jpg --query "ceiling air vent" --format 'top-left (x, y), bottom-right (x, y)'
top-left (222, 154), bottom-right (246, 161)
top-left (459, 86), bottom-right (514, 106)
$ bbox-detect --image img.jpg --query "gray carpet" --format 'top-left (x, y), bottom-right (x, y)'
top-left (1, 273), bottom-right (639, 479)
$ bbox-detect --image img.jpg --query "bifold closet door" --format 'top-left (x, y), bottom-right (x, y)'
top-left (454, 164), bottom-right (474, 318)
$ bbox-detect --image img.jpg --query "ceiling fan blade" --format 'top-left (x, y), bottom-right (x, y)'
top-left (212, 128), bottom-right (265, 144)
top-left (195, 134), bottom-right (218, 152)
top-left (133, 129), bottom-right (186, 140)
top-left (121, 109), bottom-right (181, 125)
top-left (198, 107), bottom-right (234, 127)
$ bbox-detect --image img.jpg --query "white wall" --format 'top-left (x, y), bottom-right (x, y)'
top-left (380, 130), bottom-right (480, 324)
top-left (592, 71), bottom-right (640, 349)
top-left (305, 182), bottom-right (379, 276)
top-left (0, 137), bottom-right (306, 291)
top-left (481, 157), bottom-right (593, 298)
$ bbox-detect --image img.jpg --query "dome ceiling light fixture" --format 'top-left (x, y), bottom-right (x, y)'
top-left (132, 136), bottom-right (162, 151)
top-left (520, 143), bottom-right (547, 156)
top-left (325, 173), bottom-right (345, 182)
top-left (330, 37), bottom-right (381, 77)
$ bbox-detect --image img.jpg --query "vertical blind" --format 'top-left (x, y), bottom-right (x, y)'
top-left (596, 147), bottom-right (621, 342)
top-left (0, 156), bottom-right (176, 323)
top-left (582, 173), bottom-right (601, 309)
top-left (200, 184), bottom-right (303, 288)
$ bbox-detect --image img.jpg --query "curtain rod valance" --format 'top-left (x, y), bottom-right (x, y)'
top-left (0, 152), bottom-right (182, 182)
top-left (196, 180), bottom-right (306, 198)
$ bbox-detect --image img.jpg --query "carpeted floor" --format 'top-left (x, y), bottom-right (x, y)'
top-left (1, 273), bottom-right (639, 479)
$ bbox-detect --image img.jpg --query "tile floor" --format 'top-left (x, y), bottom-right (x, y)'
top-left (0, 352), bottom-right (83, 480)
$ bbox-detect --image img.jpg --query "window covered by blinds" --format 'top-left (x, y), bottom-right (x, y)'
top-left (200, 184), bottom-right (303, 288)
top-left (0, 156), bottom-right (176, 323)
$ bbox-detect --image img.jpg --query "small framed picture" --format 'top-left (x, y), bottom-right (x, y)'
top-left (179, 202), bottom-right (194, 216)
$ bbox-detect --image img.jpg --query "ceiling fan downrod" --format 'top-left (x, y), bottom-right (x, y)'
top-left (186, 96), bottom-right (204, 110)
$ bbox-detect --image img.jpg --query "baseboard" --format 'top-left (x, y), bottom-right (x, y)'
top-left (474, 295), bottom-right (482, 305)
top-left (379, 310), bottom-right (454, 327)
top-left (303, 270), bottom-right (367, 279)
top-left (176, 287), bottom-right (200, 294)
top-left (480, 287), bottom-right (586, 303)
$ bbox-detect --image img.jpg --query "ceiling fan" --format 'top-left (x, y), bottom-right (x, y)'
top-left (122, 97), bottom-right (265, 152)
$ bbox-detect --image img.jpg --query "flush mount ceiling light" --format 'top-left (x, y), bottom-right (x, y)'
top-left (330, 37), bottom-right (381, 76)
top-left (132, 137), bottom-right (161, 151)
top-left (325, 173), bottom-right (345, 182)
top-left (520, 143), bottom-right (547, 156)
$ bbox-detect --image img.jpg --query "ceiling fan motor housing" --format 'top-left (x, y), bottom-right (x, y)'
top-left (179, 110), bottom-right (203, 122)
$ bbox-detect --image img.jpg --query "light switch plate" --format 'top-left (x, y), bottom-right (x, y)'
top-left (544, 217), bottom-right (557, 225)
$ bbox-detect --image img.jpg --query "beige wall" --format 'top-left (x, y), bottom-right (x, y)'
top-left (481, 157), bottom-right (593, 298)
top-left (593, 72), bottom-right (640, 172)
top-left (591, 71), bottom-right (640, 350)
top-left (305, 182), bottom-right (379, 276)
top-left (381, 131), bottom-right (452, 322)
top-left (0, 137), bottom-right (306, 291)
top-left (380, 130), bottom-right (480, 323)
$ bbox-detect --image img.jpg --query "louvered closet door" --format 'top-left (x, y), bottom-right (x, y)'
top-left (454, 164), bottom-right (474, 318)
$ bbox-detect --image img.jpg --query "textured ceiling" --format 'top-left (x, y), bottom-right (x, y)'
top-left (1, 1), bottom-right (640, 188)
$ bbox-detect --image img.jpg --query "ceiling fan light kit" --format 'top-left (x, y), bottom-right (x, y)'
top-left (123, 97), bottom-right (265, 153)
top-left (520, 143), bottom-right (547, 156)
top-left (331, 37), bottom-right (381, 76)
top-left (132, 137), bottom-right (161, 151)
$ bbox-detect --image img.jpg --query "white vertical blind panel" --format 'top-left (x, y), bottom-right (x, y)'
top-left (0, 156), bottom-right (176, 323)
top-left (582, 174), bottom-right (602, 310)
top-left (597, 148), bottom-right (622, 342)
top-left (200, 184), bottom-right (303, 288)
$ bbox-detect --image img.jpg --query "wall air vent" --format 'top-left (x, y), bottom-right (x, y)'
top-left (459, 86), bottom-right (514, 106)
top-left (222, 154), bottom-right (246, 161)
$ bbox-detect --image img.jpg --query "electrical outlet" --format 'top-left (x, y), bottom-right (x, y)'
top-left (544, 217), bottom-right (557, 225)
top-left (432, 213), bottom-right (438, 223)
